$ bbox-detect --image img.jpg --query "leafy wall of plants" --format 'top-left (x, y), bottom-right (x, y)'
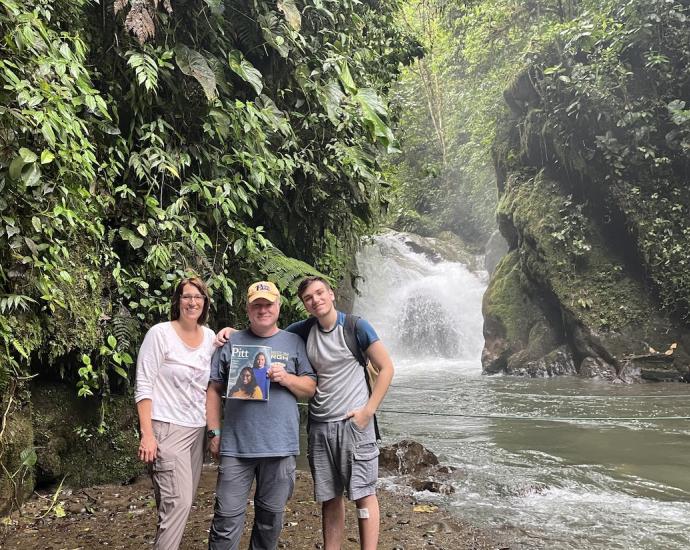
top-left (514, 0), bottom-right (690, 322)
top-left (0, 0), bottom-right (415, 493)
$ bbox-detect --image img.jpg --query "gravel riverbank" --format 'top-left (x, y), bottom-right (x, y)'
top-left (0, 465), bottom-right (511, 549)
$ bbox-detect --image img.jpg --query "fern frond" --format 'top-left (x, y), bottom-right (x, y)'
top-left (111, 307), bottom-right (141, 353)
top-left (258, 247), bottom-right (330, 297)
top-left (0, 295), bottom-right (37, 315)
top-left (125, 49), bottom-right (159, 93)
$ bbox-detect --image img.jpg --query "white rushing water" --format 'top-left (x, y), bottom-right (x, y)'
top-left (353, 231), bottom-right (690, 550)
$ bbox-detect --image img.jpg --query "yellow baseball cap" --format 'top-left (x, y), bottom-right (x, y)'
top-left (247, 281), bottom-right (280, 303)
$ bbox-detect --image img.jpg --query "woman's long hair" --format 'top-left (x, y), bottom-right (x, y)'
top-left (252, 351), bottom-right (267, 369)
top-left (229, 366), bottom-right (259, 396)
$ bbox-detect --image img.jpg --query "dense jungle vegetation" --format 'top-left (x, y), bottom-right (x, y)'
top-left (0, 0), bottom-right (415, 400)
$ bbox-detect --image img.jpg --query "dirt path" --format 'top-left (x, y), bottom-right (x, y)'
top-left (0, 466), bottom-right (510, 549)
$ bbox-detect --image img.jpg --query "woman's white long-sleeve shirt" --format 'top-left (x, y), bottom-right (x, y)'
top-left (134, 322), bottom-right (216, 427)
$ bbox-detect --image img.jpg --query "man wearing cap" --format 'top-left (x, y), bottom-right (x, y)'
top-left (206, 281), bottom-right (316, 550)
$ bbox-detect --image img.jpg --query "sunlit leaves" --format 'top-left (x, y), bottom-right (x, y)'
top-left (228, 50), bottom-right (263, 95)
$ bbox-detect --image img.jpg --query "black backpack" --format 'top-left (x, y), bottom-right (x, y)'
top-left (294, 313), bottom-right (381, 441)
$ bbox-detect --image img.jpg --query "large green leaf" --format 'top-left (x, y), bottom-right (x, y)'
top-left (318, 80), bottom-right (345, 126)
top-left (228, 50), bottom-right (263, 96)
top-left (175, 44), bottom-right (217, 101)
top-left (337, 61), bottom-right (357, 94)
top-left (354, 89), bottom-right (396, 151)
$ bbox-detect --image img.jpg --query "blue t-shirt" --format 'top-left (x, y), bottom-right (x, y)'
top-left (286, 311), bottom-right (379, 421)
top-left (210, 329), bottom-right (315, 457)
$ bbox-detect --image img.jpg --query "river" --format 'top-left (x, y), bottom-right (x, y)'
top-left (353, 232), bottom-right (690, 550)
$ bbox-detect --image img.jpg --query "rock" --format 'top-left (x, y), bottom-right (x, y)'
top-left (485, 58), bottom-right (690, 385)
top-left (512, 346), bottom-right (577, 377)
top-left (579, 356), bottom-right (616, 380)
top-left (379, 440), bottom-right (439, 475)
top-left (420, 520), bottom-right (454, 534)
top-left (627, 353), bottom-right (686, 382)
top-left (32, 383), bottom-right (144, 488)
top-left (397, 231), bottom-right (483, 270)
top-left (0, 398), bottom-right (34, 515)
top-left (409, 479), bottom-right (455, 495)
top-left (482, 250), bottom-right (564, 375)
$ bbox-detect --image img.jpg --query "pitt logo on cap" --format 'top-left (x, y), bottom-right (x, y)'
top-left (247, 281), bottom-right (280, 303)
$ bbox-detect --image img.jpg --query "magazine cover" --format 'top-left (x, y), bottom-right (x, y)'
top-left (225, 345), bottom-right (271, 401)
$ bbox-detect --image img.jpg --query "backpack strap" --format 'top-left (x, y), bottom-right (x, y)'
top-left (343, 313), bottom-right (367, 367)
top-left (293, 316), bottom-right (317, 344)
top-left (343, 313), bottom-right (381, 442)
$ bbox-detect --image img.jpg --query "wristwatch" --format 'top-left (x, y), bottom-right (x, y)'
top-left (207, 428), bottom-right (221, 439)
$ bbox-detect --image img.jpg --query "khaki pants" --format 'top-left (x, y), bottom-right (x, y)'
top-left (150, 420), bottom-right (205, 550)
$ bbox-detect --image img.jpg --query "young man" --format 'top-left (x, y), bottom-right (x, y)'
top-left (206, 281), bottom-right (316, 550)
top-left (287, 276), bottom-right (394, 550)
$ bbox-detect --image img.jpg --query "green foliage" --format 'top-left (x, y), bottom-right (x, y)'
top-left (0, 0), bottom-right (415, 409)
top-left (522, 0), bottom-right (690, 319)
top-left (548, 195), bottom-right (592, 261)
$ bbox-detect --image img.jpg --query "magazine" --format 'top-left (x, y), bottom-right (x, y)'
top-left (224, 344), bottom-right (271, 401)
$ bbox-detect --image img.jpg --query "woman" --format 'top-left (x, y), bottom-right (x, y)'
top-left (134, 276), bottom-right (215, 550)
top-left (252, 351), bottom-right (269, 398)
top-left (229, 366), bottom-right (263, 399)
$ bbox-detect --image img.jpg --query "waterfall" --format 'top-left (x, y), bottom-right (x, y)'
top-left (352, 231), bottom-right (488, 362)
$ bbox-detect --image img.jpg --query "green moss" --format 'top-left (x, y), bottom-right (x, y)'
top-left (44, 243), bottom-right (103, 361)
top-left (0, 397), bottom-right (34, 515)
top-left (483, 250), bottom-right (547, 345)
top-left (504, 169), bottom-right (650, 332)
top-left (32, 383), bottom-right (144, 488)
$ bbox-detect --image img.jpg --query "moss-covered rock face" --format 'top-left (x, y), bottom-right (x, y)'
top-left (0, 396), bottom-right (34, 515)
top-left (485, 1), bottom-right (690, 381)
top-left (482, 250), bottom-right (567, 375)
top-left (31, 383), bottom-right (143, 488)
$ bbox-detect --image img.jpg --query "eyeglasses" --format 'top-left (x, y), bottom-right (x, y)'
top-left (181, 294), bottom-right (206, 302)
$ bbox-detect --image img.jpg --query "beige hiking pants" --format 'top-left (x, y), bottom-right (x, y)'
top-left (150, 420), bottom-right (205, 550)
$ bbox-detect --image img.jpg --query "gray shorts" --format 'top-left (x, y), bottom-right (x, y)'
top-left (307, 418), bottom-right (379, 502)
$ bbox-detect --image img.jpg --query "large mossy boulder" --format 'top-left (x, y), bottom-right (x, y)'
top-left (482, 250), bottom-right (566, 375)
top-left (484, 27), bottom-right (690, 381)
top-left (31, 383), bottom-right (143, 488)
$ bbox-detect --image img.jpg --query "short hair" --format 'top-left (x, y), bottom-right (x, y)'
top-left (297, 276), bottom-right (332, 299)
top-left (170, 276), bottom-right (210, 325)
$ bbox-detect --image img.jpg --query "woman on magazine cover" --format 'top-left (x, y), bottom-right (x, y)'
top-left (229, 366), bottom-right (264, 399)
top-left (134, 276), bottom-right (216, 549)
top-left (251, 350), bottom-right (270, 397)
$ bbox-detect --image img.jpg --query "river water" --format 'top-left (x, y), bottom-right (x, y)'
top-left (353, 232), bottom-right (690, 549)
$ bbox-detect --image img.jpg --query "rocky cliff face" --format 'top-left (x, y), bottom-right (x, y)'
top-left (482, 1), bottom-right (690, 381)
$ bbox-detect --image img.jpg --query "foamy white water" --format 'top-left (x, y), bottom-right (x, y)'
top-left (353, 231), bottom-right (690, 549)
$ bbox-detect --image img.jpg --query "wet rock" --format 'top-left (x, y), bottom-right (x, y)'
top-left (379, 440), bottom-right (439, 475)
top-left (421, 520), bottom-right (454, 534)
top-left (512, 346), bottom-right (577, 377)
top-left (497, 481), bottom-right (548, 497)
top-left (409, 479), bottom-right (455, 495)
top-left (628, 353), bottom-right (685, 382)
top-left (579, 356), bottom-right (616, 380)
